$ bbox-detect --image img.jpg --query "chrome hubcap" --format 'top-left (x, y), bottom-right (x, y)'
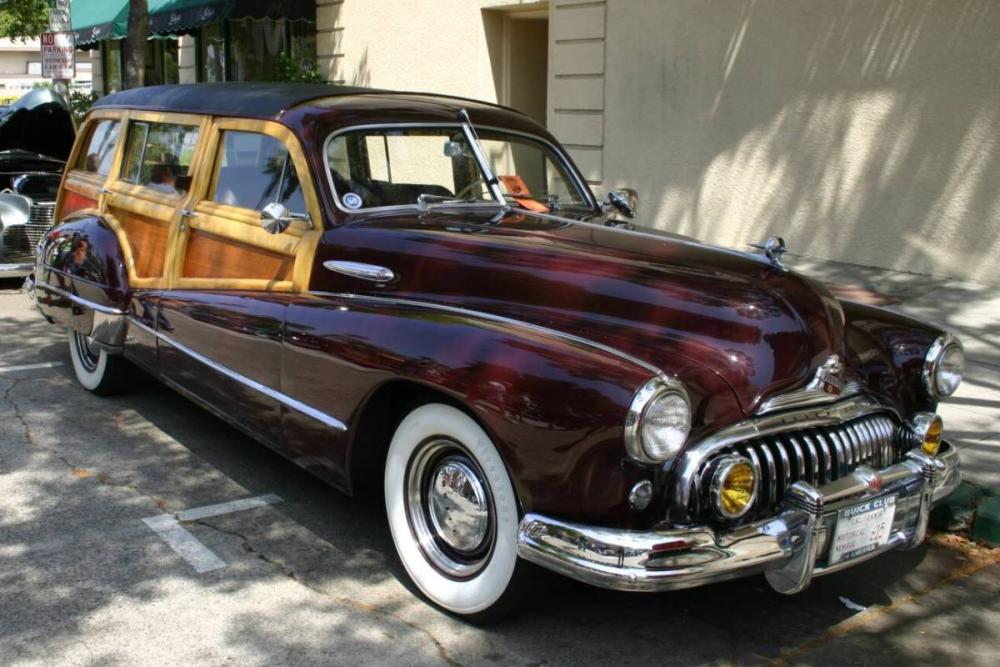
top-left (428, 459), bottom-right (490, 552)
top-left (405, 438), bottom-right (495, 579)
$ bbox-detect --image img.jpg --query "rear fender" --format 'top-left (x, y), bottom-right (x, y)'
top-left (33, 215), bottom-right (130, 350)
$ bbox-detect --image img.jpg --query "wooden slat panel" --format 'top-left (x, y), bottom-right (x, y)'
top-left (109, 206), bottom-right (170, 278)
top-left (60, 189), bottom-right (98, 218)
top-left (182, 230), bottom-right (293, 282)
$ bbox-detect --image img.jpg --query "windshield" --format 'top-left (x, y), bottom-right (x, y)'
top-left (326, 126), bottom-right (591, 211)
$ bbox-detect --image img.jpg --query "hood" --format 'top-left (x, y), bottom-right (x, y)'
top-left (0, 87), bottom-right (75, 161)
top-left (319, 209), bottom-right (848, 414)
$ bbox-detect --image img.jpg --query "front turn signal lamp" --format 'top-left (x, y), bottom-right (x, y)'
top-left (710, 456), bottom-right (758, 520)
top-left (910, 413), bottom-right (944, 456)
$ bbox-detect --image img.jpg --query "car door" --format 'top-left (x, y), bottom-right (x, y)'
top-left (156, 118), bottom-right (323, 446)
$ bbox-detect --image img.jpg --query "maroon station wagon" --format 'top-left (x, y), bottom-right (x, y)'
top-left (30, 83), bottom-right (964, 620)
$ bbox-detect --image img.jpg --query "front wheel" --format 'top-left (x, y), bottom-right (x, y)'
top-left (68, 329), bottom-right (126, 395)
top-left (384, 403), bottom-right (527, 621)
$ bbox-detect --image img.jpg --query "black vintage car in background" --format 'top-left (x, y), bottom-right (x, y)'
top-left (0, 87), bottom-right (75, 279)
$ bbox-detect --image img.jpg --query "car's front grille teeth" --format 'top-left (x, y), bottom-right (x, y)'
top-left (707, 413), bottom-right (902, 517)
top-left (1, 202), bottom-right (54, 264)
top-left (26, 202), bottom-right (55, 247)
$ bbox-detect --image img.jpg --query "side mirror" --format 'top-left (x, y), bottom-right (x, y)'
top-left (605, 189), bottom-right (638, 218)
top-left (260, 202), bottom-right (292, 234)
top-left (260, 202), bottom-right (314, 234)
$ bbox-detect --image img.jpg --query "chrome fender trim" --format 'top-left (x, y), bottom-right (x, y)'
top-left (127, 317), bottom-right (348, 433)
top-left (307, 291), bottom-right (664, 378)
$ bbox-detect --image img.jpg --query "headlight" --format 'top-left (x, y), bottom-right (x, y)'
top-left (625, 378), bottom-right (691, 464)
top-left (922, 334), bottom-right (965, 399)
top-left (709, 455), bottom-right (757, 519)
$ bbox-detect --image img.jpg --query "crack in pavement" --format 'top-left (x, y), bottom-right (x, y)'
top-left (195, 518), bottom-right (466, 667)
top-left (1, 376), bottom-right (168, 513)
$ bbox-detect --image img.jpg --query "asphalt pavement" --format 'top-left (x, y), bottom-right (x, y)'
top-left (1, 270), bottom-right (998, 667)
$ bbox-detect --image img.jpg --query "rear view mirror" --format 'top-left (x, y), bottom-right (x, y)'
top-left (443, 141), bottom-right (471, 158)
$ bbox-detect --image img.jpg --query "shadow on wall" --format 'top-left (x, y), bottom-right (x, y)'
top-left (603, 0), bottom-right (1000, 283)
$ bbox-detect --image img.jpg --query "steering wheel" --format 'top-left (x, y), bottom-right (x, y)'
top-left (453, 175), bottom-right (489, 201)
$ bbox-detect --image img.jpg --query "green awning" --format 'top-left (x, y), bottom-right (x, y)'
top-left (149, 0), bottom-right (313, 34)
top-left (71, 0), bottom-right (129, 46)
top-left (72, 0), bottom-right (314, 47)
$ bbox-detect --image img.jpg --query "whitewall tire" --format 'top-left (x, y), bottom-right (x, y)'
top-left (68, 329), bottom-right (125, 395)
top-left (385, 403), bottom-right (524, 619)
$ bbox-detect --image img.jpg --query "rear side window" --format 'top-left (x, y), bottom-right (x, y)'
top-left (211, 130), bottom-right (306, 214)
top-left (120, 121), bottom-right (201, 196)
top-left (77, 119), bottom-right (120, 176)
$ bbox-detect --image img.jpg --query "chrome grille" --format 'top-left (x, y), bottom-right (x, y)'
top-left (0, 202), bottom-right (54, 263)
top-left (26, 202), bottom-right (55, 247)
top-left (711, 413), bottom-right (901, 516)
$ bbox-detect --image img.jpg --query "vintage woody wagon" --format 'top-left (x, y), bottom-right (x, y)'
top-left (31, 83), bottom-right (964, 620)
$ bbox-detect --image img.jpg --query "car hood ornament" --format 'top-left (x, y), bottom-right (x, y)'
top-left (808, 354), bottom-right (845, 396)
top-left (750, 236), bottom-right (789, 269)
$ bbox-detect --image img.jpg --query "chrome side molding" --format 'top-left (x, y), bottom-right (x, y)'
top-left (127, 317), bottom-right (348, 433)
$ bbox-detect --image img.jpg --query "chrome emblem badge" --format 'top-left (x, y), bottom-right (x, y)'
top-left (810, 354), bottom-right (845, 396)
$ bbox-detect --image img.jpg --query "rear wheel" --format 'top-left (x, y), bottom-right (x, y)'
top-left (68, 329), bottom-right (126, 395)
top-left (384, 403), bottom-right (527, 621)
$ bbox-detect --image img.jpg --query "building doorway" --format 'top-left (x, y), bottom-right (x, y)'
top-left (485, 3), bottom-right (549, 127)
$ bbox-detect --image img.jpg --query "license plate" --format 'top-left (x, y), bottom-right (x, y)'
top-left (828, 495), bottom-right (897, 565)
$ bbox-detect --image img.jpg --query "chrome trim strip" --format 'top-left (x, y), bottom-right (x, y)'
top-left (127, 317), bottom-right (348, 433)
top-left (322, 260), bottom-right (395, 283)
top-left (758, 379), bottom-right (865, 415)
top-left (307, 290), bottom-right (664, 378)
top-left (321, 122), bottom-right (599, 217)
top-left (35, 280), bottom-right (126, 316)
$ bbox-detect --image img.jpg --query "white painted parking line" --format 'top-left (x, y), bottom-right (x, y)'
top-left (142, 493), bottom-right (283, 574)
top-left (176, 493), bottom-right (282, 522)
top-left (0, 361), bottom-right (63, 373)
top-left (143, 514), bottom-right (227, 573)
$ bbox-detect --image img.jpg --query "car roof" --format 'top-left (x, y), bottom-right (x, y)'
top-left (92, 82), bottom-right (525, 121)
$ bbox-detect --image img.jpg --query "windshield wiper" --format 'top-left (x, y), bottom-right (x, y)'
top-left (457, 109), bottom-right (507, 207)
top-left (416, 192), bottom-right (506, 213)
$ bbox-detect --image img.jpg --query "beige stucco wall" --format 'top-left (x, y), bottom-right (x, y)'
top-left (316, 0), bottom-right (545, 100)
top-left (602, 0), bottom-right (1000, 283)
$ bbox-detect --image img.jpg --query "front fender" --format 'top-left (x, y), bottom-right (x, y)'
top-left (284, 292), bottom-right (675, 527)
top-left (840, 299), bottom-right (943, 415)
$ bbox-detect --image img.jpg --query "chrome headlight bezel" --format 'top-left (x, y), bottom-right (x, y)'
top-left (625, 377), bottom-right (692, 465)
top-left (922, 333), bottom-right (965, 400)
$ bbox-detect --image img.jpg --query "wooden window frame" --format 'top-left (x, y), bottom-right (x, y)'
top-left (171, 117), bottom-right (323, 292)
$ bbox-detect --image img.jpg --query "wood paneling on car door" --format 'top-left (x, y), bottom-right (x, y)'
top-left (182, 229), bottom-right (294, 282)
top-left (106, 203), bottom-right (173, 278)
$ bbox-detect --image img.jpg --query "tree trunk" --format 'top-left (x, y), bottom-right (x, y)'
top-left (123, 0), bottom-right (149, 89)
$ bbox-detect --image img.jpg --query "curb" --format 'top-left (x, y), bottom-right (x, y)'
top-left (930, 481), bottom-right (999, 546)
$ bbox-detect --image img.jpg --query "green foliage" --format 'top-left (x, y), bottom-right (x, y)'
top-left (0, 0), bottom-right (49, 40)
top-left (67, 89), bottom-right (100, 123)
top-left (269, 53), bottom-right (327, 85)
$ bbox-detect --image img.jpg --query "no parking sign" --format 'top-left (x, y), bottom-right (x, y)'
top-left (41, 31), bottom-right (75, 79)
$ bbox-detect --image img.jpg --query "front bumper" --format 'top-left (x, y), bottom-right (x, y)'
top-left (0, 261), bottom-right (33, 278)
top-left (517, 443), bottom-right (960, 594)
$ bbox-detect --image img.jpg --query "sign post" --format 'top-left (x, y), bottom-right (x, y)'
top-left (45, 0), bottom-right (74, 96)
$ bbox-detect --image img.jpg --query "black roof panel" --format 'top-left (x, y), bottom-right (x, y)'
top-left (93, 82), bottom-right (386, 119)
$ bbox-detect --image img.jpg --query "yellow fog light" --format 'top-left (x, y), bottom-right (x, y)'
top-left (910, 413), bottom-right (944, 456)
top-left (710, 456), bottom-right (757, 519)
